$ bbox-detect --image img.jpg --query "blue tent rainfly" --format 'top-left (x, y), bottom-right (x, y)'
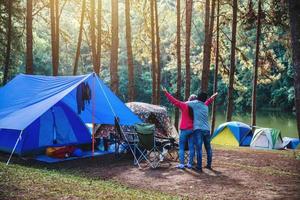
top-left (0, 73), bottom-right (141, 155)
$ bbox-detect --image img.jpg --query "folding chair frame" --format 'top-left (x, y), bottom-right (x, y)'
top-left (133, 133), bottom-right (165, 169)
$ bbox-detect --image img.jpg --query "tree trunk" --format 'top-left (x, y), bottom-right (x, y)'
top-left (185, 0), bottom-right (193, 100)
top-left (175, 0), bottom-right (182, 130)
top-left (110, 0), bottom-right (119, 93)
top-left (73, 0), bottom-right (86, 75)
top-left (288, 0), bottom-right (300, 138)
top-left (226, 0), bottom-right (238, 122)
top-left (96, 0), bottom-right (102, 75)
top-left (150, 0), bottom-right (157, 104)
top-left (3, 0), bottom-right (12, 85)
top-left (26, 0), bottom-right (33, 74)
top-left (50, 0), bottom-right (57, 76)
top-left (200, 0), bottom-right (211, 92)
top-left (210, 0), bottom-right (219, 134)
top-left (55, 0), bottom-right (59, 74)
top-left (50, 0), bottom-right (59, 76)
top-left (125, 0), bottom-right (135, 101)
top-left (251, 0), bottom-right (261, 131)
top-left (90, 0), bottom-right (97, 73)
top-left (154, 0), bottom-right (161, 104)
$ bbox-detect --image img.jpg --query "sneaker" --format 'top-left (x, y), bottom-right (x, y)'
top-left (194, 166), bottom-right (203, 173)
top-left (176, 164), bottom-right (185, 169)
top-left (186, 163), bottom-right (193, 169)
top-left (205, 165), bottom-right (213, 170)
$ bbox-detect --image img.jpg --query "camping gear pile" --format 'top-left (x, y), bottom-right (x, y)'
top-left (95, 102), bottom-right (178, 139)
top-left (126, 102), bottom-right (177, 137)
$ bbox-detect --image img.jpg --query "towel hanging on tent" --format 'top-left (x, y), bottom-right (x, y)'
top-left (76, 82), bottom-right (91, 114)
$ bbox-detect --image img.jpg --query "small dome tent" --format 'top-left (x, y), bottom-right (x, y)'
top-left (250, 128), bottom-right (285, 149)
top-left (211, 121), bottom-right (253, 146)
top-left (282, 137), bottom-right (300, 149)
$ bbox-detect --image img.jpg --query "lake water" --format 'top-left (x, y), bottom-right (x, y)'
top-left (172, 111), bottom-right (298, 138)
top-left (212, 111), bottom-right (298, 138)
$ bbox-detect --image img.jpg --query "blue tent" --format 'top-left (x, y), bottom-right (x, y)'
top-left (0, 73), bottom-right (141, 155)
top-left (283, 137), bottom-right (300, 149)
top-left (212, 121), bottom-right (253, 146)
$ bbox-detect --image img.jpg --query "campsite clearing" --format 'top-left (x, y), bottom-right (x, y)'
top-left (1, 146), bottom-right (299, 200)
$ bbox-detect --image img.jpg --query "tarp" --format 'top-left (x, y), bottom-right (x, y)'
top-left (0, 73), bottom-right (141, 155)
top-left (95, 102), bottom-right (178, 139)
top-left (0, 73), bottom-right (141, 130)
top-left (212, 121), bottom-right (253, 146)
top-left (126, 102), bottom-right (177, 137)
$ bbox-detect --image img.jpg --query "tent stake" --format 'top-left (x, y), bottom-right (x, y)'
top-left (6, 130), bottom-right (23, 165)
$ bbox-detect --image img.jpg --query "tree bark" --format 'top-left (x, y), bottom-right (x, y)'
top-left (110, 0), bottom-right (119, 93)
top-left (50, 0), bottom-right (59, 76)
top-left (125, 0), bottom-right (135, 101)
top-left (226, 0), bottom-right (238, 122)
top-left (201, 0), bottom-right (211, 92)
top-left (26, 0), bottom-right (33, 74)
top-left (150, 0), bottom-right (157, 104)
top-left (3, 0), bottom-right (12, 85)
top-left (288, 0), bottom-right (300, 138)
top-left (251, 0), bottom-right (261, 130)
top-left (154, 0), bottom-right (161, 104)
top-left (55, 0), bottom-right (59, 74)
top-left (185, 0), bottom-right (193, 100)
top-left (175, 0), bottom-right (182, 130)
top-left (73, 0), bottom-right (86, 75)
top-left (210, 0), bottom-right (219, 134)
top-left (96, 0), bottom-right (102, 75)
top-left (50, 0), bottom-right (57, 76)
top-left (90, 0), bottom-right (97, 73)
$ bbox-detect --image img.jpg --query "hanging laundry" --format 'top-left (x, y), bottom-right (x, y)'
top-left (84, 82), bottom-right (91, 104)
top-left (76, 82), bottom-right (92, 114)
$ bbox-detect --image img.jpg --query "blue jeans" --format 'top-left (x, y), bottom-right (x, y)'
top-left (179, 129), bottom-right (194, 165)
top-left (194, 129), bottom-right (212, 168)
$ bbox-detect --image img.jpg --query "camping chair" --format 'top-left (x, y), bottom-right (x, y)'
top-left (134, 123), bottom-right (177, 168)
top-left (134, 123), bottom-right (163, 168)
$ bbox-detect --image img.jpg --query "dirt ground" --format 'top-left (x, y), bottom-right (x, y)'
top-left (1, 146), bottom-right (300, 199)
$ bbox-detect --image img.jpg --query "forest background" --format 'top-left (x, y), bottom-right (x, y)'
top-left (0, 0), bottom-right (298, 137)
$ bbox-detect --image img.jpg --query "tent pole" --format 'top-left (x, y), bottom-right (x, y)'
top-left (95, 77), bottom-right (140, 167)
top-left (6, 130), bottom-right (23, 165)
top-left (92, 73), bottom-right (96, 156)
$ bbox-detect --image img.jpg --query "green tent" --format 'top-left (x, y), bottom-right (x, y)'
top-left (250, 128), bottom-right (284, 149)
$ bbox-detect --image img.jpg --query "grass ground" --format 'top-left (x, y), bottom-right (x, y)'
top-left (0, 145), bottom-right (299, 200)
top-left (0, 162), bottom-right (176, 200)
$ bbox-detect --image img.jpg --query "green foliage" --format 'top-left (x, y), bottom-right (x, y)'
top-left (0, 0), bottom-right (295, 114)
top-left (0, 0), bottom-right (24, 84)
